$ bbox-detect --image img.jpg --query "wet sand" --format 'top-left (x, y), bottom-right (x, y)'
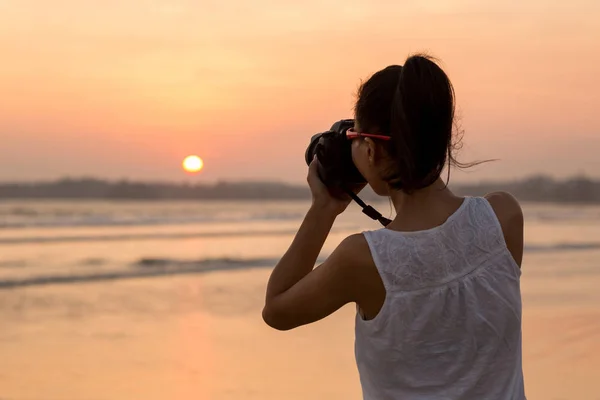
top-left (1, 268), bottom-right (599, 399)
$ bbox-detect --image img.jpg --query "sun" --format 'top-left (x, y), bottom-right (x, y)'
top-left (182, 155), bottom-right (204, 173)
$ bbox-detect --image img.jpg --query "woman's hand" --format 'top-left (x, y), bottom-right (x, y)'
top-left (308, 156), bottom-right (365, 216)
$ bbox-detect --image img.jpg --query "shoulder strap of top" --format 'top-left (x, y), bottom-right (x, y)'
top-left (362, 229), bottom-right (395, 291)
top-left (472, 196), bottom-right (511, 250)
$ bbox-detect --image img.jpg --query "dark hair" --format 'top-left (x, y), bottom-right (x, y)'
top-left (355, 54), bottom-right (467, 193)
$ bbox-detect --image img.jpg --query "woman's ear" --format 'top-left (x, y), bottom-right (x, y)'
top-left (364, 138), bottom-right (376, 165)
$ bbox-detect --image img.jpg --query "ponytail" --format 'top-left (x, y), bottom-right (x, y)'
top-left (355, 54), bottom-right (456, 193)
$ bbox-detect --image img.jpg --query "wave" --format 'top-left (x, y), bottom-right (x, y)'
top-left (0, 260), bottom-right (27, 268)
top-left (529, 209), bottom-right (600, 222)
top-left (0, 211), bottom-right (306, 229)
top-left (0, 257), bottom-right (282, 289)
top-left (132, 256), bottom-right (281, 269)
top-left (0, 228), bottom-right (302, 245)
top-left (525, 242), bottom-right (600, 253)
top-left (2, 241), bottom-right (599, 289)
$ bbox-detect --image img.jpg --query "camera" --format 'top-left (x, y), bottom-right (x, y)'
top-left (304, 119), bottom-right (366, 188)
top-left (304, 119), bottom-right (391, 226)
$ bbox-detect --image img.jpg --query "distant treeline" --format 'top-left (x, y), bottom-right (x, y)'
top-left (0, 176), bottom-right (599, 203)
top-left (452, 175), bottom-right (600, 204)
top-left (0, 179), bottom-right (310, 200)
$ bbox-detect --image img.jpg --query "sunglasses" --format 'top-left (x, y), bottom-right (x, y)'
top-left (346, 128), bottom-right (391, 141)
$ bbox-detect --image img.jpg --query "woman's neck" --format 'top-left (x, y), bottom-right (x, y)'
top-left (386, 178), bottom-right (464, 232)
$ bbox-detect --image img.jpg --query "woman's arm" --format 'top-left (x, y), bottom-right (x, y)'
top-left (262, 230), bottom-right (370, 331)
top-left (262, 157), bottom-right (377, 331)
top-left (264, 204), bottom-right (337, 303)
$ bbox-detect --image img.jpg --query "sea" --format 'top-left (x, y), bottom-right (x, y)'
top-left (1, 199), bottom-right (600, 399)
top-left (1, 199), bottom-right (600, 306)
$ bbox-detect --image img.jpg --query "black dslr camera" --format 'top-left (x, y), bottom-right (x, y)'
top-left (304, 119), bottom-right (366, 188)
top-left (305, 119), bottom-right (391, 226)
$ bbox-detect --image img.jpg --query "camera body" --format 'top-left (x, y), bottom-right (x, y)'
top-left (304, 119), bottom-right (367, 188)
top-left (304, 119), bottom-right (392, 226)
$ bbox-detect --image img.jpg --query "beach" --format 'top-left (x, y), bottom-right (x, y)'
top-left (1, 200), bottom-right (600, 399)
top-left (2, 267), bottom-right (600, 399)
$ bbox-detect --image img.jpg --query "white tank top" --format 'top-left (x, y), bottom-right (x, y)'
top-left (355, 196), bottom-right (525, 400)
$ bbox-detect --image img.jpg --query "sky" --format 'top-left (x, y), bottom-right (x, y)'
top-left (0, 0), bottom-right (599, 184)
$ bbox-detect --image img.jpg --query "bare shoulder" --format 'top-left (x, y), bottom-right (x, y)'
top-left (330, 233), bottom-right (376, 277)
top-left (484, 191), bottom-right (524, 267)
top-left (332, 233), bottom-right (385, 318)
top-left (336, 233), bottom-right (372, 260)
top-left (485, 191), bottom-right (522, 218)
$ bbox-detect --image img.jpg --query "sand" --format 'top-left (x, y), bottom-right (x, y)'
top-left (1, 268), bottom-right (599, 400)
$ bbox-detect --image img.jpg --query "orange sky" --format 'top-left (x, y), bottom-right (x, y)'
top-left (1, 0), bottom-right (599, 183)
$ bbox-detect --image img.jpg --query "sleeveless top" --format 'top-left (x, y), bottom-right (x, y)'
top-left (355, 197), bottom-right (525, 400)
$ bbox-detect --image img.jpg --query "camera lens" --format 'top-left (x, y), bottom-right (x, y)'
top-left (305, 133), bottom-right (322, 166)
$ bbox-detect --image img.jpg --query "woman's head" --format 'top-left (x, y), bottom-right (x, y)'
top-left (351, 54), bottom-right (458, 196)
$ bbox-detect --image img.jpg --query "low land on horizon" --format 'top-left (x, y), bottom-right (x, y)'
top-left (0, 176), bottom-right (599, 203)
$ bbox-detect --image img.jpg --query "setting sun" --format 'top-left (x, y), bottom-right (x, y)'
top-left (182, 155), bottom-right (204, 173)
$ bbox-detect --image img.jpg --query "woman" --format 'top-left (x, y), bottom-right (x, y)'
top-left (263, 54), bottom-right (525, 399)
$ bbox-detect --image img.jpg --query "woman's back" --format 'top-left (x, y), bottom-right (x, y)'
top-left (263, 55), bottom-right (526, 399)
top-left (356, 196), bottom-right (525, 400)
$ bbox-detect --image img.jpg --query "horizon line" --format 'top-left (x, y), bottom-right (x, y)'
top-left (0, 173), bottom-right (597, 187)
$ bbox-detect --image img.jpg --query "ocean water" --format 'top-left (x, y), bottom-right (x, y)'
top-left (1, 199), bottom-right (600, 399)
top-left (1, 199), bottom-right (600, 305)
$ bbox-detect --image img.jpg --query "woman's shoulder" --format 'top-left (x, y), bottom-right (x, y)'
top-left (334, 234), bottom-right (383, 282)
top-left (336, 233), bottom-right (373, 264)
top-left (483, 191), bottom-right (523, 225)
top-left (483, 192), bottom-right (524, 267)
top-left (336, 234), bottom-right (386, 319)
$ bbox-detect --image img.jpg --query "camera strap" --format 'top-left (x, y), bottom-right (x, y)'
top-left (344, 190), bottom-right (392, 227)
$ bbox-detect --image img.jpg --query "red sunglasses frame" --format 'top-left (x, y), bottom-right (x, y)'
top-left (346, 128), bottom-right (391, 141)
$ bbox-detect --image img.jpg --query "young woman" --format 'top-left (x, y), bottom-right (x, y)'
top-left (263, 54), bottom-right (525, 399)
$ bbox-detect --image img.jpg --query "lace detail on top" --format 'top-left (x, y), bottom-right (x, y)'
top-left (354, 197), bottom-right (525, 400)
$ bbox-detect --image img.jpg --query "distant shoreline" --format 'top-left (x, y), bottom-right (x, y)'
top-left (1, 176), bottom-right (599, 203)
